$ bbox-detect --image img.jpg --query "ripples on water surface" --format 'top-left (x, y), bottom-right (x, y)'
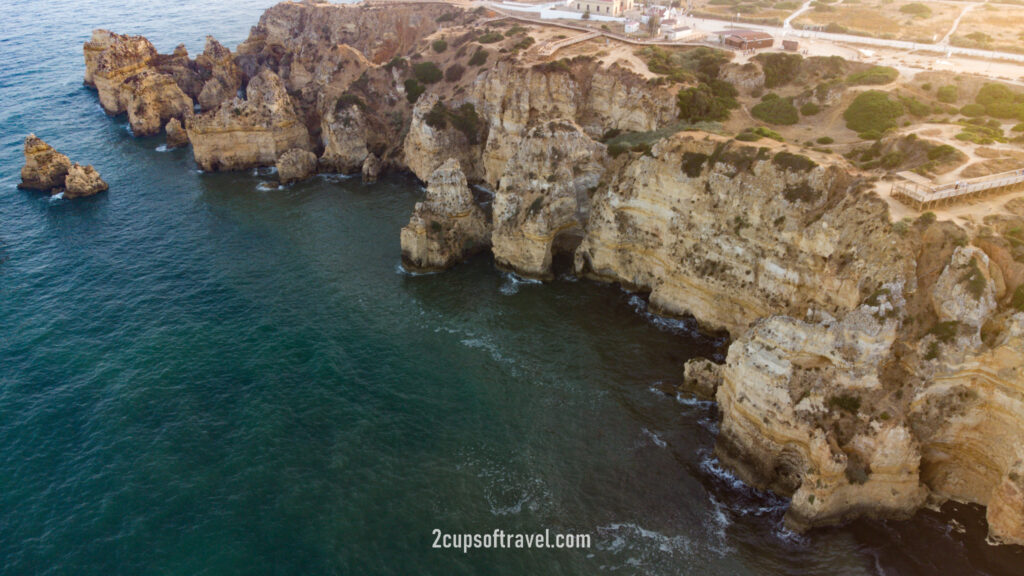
top-left (1, 1), bottom-right (1022, 574)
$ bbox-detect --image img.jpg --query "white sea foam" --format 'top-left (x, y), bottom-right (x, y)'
top-left (499, 271), bottom-right (541, 295)
top-left (597, 522), bottom-right (692, 557)
top-left (255, 182), bottom-right (280, 192)
top-left (641, 427), bottom-right (667, 448)
top-left (155, 144), bottom-right (168, 152)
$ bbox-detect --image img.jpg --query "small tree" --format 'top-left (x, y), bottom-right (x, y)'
top-left (648, 14), bottom-right (661, 36)
top-left (582, 9), bottom-right (591, 19)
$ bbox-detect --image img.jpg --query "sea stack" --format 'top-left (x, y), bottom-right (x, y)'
top-left (400, 158), bottom-right (490, 272)
top-left (18, 135), bottom-right (107, 198)
top-left (18, 135), bottom-right (71, 192)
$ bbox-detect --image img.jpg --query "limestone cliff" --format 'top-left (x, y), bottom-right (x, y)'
top-left (83, 30), bottom-right (192, 136)
top-left (188, 69), bottom-right (311, 171)
top-left (64, 163), bottom-right (109, 199)
top-left (196, 36), bottom-right (242, 112)
top-left (491, 120), bottom-right (607, 279)
top-left (400, 158), bottom-right (490, 272)
top-left (576, 136), bottom-right (908, 334)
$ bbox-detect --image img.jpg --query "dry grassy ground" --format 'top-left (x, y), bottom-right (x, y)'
top-left (950, 3), bottom-right (1024, 54)
top-left (793, 0), bottom-right (961, 43)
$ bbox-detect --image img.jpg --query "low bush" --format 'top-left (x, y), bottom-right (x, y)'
top-left (477, 31), bottom-right (504, 43)
top-left (937, 85), bottom-right (958, 103)
top-left (752, 96), bottom-right (799, 125)
top-left (816, 136), bottom-right (834, 144)
top-left (412, 61), bottom-right (443, 84)
top-left (847, 66), bottom-right (898, 85)
top-left (404, 78), bottom-right (425, 103)
top-left (432, 38), bottom-right (448, 53)
top-left (844, 90), bottom-right (903, 134)
top-left (468, 48), bottom-right (488, 66)
top-left (801, 102), bottom-right (821, 116)
top-left (445, 63), bottom-right (465, 82)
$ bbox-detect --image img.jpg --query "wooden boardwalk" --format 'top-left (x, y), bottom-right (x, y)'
top-left (892, 168), bottom-right (1024, 211)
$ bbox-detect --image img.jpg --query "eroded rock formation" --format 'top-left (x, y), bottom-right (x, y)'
top-left (400, 158), bottom-right (489, 271)
top-left (188, 69), bottom-right (311, 171)
top-left (18, 135), bottom-right (71, 192)
top-left (64, 163), bottom-right (109, 198)
top-left (276, 148), bottom-right (318, 184)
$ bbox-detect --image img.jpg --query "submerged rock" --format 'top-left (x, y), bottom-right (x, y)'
top-left (64, 164), bottom-right (109, 199)
top-left (276, 148), bottom-right (318, 184)
top-left (18, 135), bottom-right (71, 192)
top-left (400, 158), bottom-right (489, 272)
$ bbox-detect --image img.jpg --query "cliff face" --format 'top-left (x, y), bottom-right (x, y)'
top-left (83, 30), bottom-right (193, 136)
top-left (19, 135), bottom-right (71, 192)
top-left (188, 69), bottom-right (311, 171)
top-left (576, 136), bottom-right (909, 334)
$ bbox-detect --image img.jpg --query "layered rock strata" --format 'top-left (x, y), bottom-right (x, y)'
top-left (400, 158), bottom-right (489, 272)
top-left (18, 135), bottom-right (72, 192)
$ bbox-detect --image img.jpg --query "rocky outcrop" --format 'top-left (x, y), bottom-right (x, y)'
top-left (361, 154), bottom-right (382, 184)
top-left (400, 159), bottom-right (489, 271)
top-left (165, 118), bottom-right (189, 148)
top-left (320, 97), bottom-right (371, 173)
top-left (683, 358), bottom-right (723, 399)
top-left (491, 120), bottom-right (607, 279)
top-left (64, 164), bottom-right (109, 198)
top-left (18, 135), bottom-right (71, 192)
top-left (196, 36), bottom-right (242, 111)
top-left (82, 30), bottom-right (192, 136)
top-left (276, 148), bottom-right (318, 184)
top-left (576, 136), bottom-right (907, 335)
top-left (83, 30), bottom-right (193, 136)
top-left (188, 69), bottom-right (311, 171)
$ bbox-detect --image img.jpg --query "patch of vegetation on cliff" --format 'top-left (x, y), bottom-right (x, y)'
top-left (772, 151), bottom-right (817, 172)
top-left (843, 90), bottom-right (903, 137)
top-left (422, 100), bottom-right (482, 144)
top-left (930, 320), bottom-right (960, 343)
top-left (956, 120), bottom-right (1005, 144)
top-left (936, 84), bottom-right (958, 103)
top-left (753, 52), bottom-right (803, 88)
top-left (639, 46), bottom-right (731, 84)
top-left (960, 257), bottom-right (988, 299)
top-left (476, 30), bottom-right (504, 44)
top-left (1013, 285), bottom-right (1024, 312)
top-left (975, 83), bottom-right (1024, 119)
top-left (404, 79), bottom-right (425, 103)
top-left (413, 61), bottom-right (443, 84)
top-left (335, 92), bottom-right (366, 113)
top-left (468, 48), bottom-right (488, 66)
top-left (432, 38), bottom-right (448, 53)
top-left (736, 126), bottom-right (784, 142)
top-left (677, 83), bottom-right (738, 123)
top-left (681, 152), bottom-right (709, 177)
top-left (445, 63), bottom-right (465, 82)
top-left (900, 2), bottom-right (931, 17)
top-left (751, 93), bottom-right (799, 125)
top-left (846, 66), bottom-right (898, 86)
top-left (828, 394), bottom-right (861, 414)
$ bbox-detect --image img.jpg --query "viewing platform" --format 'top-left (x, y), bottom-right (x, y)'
top-left (891, 168), bottom-right (1024, 211)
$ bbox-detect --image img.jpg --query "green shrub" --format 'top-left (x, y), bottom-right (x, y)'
top-left (937, 85), bottom-right (958, 103)
top-left (754, 52), bottom-right (803, 88)
top-left (404, 78), bottom-right (425, 103)
top-left (900, 96), bottom-right (930, 117)
top-left (930, 320), bottom-right (960, 343)
top-left (773, 151), bottom-right (817, 172)
top-left (384, 56), bottom-right (407, 71)
top-left (477, 31), bottom-right (504, 43)
top-left (960, 257), bottom-right (988, 299)
top-left (927, 144), bottom-right (957, 160)
top-left (899, 2), bottom-right (931, 17)
top-left (424, 101), bottom-right (448, 129)
top-left (412, 61), bottom-right (443, 84)
top-left (1013, 123), bottom-right (1024, 132)
top-left (676, 83), bottom-right (737, 122)
top-left (436, 12), bottom-right (458, 22)
top-left (801, 102), bottom-right (821, 116)
top-left (608, 142), bottom-right (630, 157)
top-left (445, 63), bottom-right (465, 82)
top-left (960, 103), bottom-right (986, 117)
top-left (816, 136), bottom-right (834, 144)
top-left (844, 90), bottom-right (903, 133)
top-left (448, 103), bottom-right (482, 144)
top-left (828, 394), bottom-right (861, 413)
top-left (847, 66), bottom-right (899, 85)
top-left (432, 38), bottom-right (448, 53)
top-left (512, 36), bottom-right (535, 51)
top-left (1013, 285), bottom-right (1024, 312)
top-left (469, 48), bottom-right (488, 66)
top-left (752, 96), bottom-right (799, 125)
top-left (921, 82), bottom-right (932, 91)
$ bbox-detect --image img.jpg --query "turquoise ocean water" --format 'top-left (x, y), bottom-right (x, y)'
top-left (1, 1), bottom-right (1021, 574)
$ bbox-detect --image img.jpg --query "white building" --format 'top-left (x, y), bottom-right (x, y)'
top-left (624, 19), bottom-right (640, 33)
top-left (567, 0), bottom-right (635, 17)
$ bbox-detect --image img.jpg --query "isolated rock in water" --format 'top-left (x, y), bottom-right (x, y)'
top-left (682, 358), bottom-right (723, 399)
top-left (19, 135), bottom-right (71, 192)
top-left (276, 148), bottom-right (318, 184)
top-left (64, 164), bottom-right (109, 199)
top-left (361, 154), bottom-right (381, 184)
top-left (400, 158), bottom-right (490, 271)
top-left (196, 36), bottom-right (242, 111)
top-left (165, 118), bottom-right (189, 148)
top-left (188, 68), bottom-right (311, 171)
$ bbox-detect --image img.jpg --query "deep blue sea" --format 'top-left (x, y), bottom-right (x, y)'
top-left (1, 1), bottom-right (1022, 574)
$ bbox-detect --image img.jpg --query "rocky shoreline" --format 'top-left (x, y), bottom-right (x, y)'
top-left (75, 1), bottom-right (1024, 547)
